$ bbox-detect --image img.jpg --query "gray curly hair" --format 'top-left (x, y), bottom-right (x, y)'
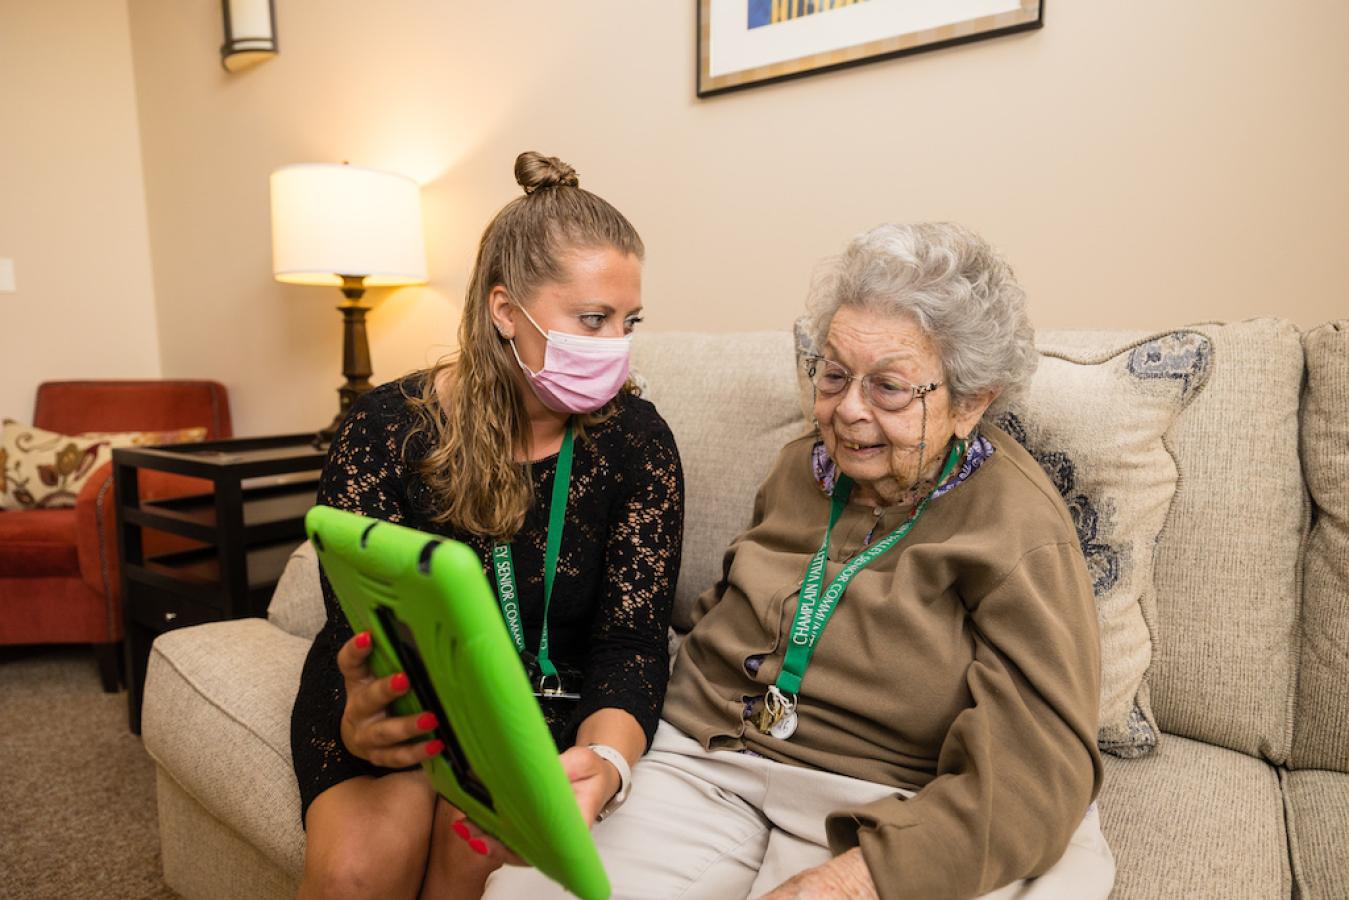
top-left (806, 222), bottom-right (1038, 417)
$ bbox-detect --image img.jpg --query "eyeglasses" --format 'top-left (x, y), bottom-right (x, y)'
top-left (805, 356), bottom-right (941, 413)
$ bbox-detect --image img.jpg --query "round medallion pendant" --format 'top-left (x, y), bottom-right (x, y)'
top-left (769, 709), bottom-right (799, 740)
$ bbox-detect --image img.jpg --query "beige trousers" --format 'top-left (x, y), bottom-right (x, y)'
top-left (483, 721), bottom-right (1115, 900)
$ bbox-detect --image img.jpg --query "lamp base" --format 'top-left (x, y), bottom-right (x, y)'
top-left (315, 275), bottom-right (375, 448)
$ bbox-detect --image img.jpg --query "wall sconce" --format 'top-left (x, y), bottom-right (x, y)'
top-left (270, 163), bottom-right (428, 444)
top-left (220, 0), bottom-right (278, 72)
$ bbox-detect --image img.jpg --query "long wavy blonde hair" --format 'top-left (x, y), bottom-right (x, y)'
top-left (403, 152), bottom-right (645, 540)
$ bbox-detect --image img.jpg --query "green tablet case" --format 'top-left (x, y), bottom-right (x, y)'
top-left (305, 505), bottom-right (610, 900)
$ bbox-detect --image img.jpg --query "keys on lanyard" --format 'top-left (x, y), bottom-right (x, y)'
top-left (752, 685), bottom-right (799, 739)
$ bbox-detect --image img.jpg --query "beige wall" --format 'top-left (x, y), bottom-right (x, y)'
top-left (125, 1), bottom-right (1349, 436)
top-left (0, 0), bottom-right (161, 423)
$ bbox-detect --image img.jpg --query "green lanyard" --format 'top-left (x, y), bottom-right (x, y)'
top-left (775, 439), bottom-right (965, 698)
top-left (489, 421), bottom-right (574, 679)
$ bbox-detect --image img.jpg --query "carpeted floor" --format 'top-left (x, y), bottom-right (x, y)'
top-left (0, 644), bottom-right (177, 899)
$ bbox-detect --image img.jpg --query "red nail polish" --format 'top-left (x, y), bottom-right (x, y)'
top-left (354, 632), bottom-right (371, 650)
top-left (416, 712), bottom-right (437, 731)
top-left (452, 820), bottom-right (470, 840)
top-left (424, 739), bottom-right (445, 757)
top-left (390, 672), bottom-right (409, 693)
top-left (469, 838), bottom-right (488, 856)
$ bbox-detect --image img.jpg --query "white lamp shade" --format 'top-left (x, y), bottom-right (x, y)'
top-left (270, 163), bottom-right (428, 288)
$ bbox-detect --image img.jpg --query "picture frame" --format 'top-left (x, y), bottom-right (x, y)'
top-left (697, 0), bottom-right (1044, 98)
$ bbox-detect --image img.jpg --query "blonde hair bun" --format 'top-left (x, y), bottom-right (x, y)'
top-left (515, 151), bottom-right (580, 194)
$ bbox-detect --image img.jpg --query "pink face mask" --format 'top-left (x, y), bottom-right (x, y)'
top-left (509, 306), bottom-right (632, 414)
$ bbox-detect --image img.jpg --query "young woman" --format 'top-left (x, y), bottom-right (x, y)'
top-left (291, 152), bottom-right (684, 899)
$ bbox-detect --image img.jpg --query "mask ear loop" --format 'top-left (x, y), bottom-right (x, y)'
top-left (505, 301), bottom-right (551, 376)
top-left (507, 335), bottom-right (537, 376)
top-left (514, 302), bottom-right (551, 340)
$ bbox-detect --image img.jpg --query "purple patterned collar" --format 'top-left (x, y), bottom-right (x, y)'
top-left (811, 433), bottom-right (995, 506)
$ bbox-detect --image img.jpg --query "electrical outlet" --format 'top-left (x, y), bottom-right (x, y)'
top-left (0, 259), bottom-right (14, 293)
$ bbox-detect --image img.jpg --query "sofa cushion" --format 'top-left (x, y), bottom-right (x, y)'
top-left (1148, 319), bottom-right (1307, 764)
top-left (1283, 768), bottom-right (1349, 900)
top-left (267, 541), bottom-right (326, 641)
top-left (141, 619), bottom-right (309, 878)
top-left (1098, 734), bottom-right (1290, 898)
top-left (0, 508), bottom-right (80, 576)
top-left (1292, 320), bottom-right (1349, 772)
top-left (797, 322), bottom-right (1210, 758)
top-left (632, 332), bottom-right (809, 629)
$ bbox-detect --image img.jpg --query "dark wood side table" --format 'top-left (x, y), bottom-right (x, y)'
top-left (114, 435), bottom-right (327, 733)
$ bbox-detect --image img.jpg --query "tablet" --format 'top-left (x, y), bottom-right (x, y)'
top-left (304, 505), bottom-right (610, 900)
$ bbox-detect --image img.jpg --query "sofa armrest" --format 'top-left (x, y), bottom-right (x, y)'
top-left (268, 540), bottom-right (327, 641)
top-left (142, 618), bottom-right (310, 879)
top-left (75, 461), bottom-right (214, 629)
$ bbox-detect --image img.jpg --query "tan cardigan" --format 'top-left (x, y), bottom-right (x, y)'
top-left (663, 426), bottom-right (1104, 899)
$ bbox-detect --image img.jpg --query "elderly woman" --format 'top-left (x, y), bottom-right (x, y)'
top-left (483, 223), bottom-right (1115, 899)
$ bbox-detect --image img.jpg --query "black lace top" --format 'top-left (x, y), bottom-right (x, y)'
top-left (290, 376), bottom-right (684, 821)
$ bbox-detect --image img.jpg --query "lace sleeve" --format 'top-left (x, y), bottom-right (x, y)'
top-left (291, 387), bottom-right (414, 821)
top-left (574, 408), bottom-right (685, 749)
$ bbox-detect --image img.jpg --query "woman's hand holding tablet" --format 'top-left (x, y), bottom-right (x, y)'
top-left (335, 631), bottom-right (443, 767)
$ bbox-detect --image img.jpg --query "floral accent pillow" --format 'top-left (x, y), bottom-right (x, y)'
top-left (0, 420), bottom-right (207, 510)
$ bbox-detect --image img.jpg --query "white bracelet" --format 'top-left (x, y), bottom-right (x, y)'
top-left (585, 743), bottom-right (632, 821)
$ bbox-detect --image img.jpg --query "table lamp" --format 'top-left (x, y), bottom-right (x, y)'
top-left (270, 162), bottom-right (427, 445)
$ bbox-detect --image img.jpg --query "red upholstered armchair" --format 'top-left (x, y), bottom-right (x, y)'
top-left (0, 380), bottom-right (231, 690)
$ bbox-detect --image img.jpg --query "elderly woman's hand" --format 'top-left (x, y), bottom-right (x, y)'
top-left (336, 630), bottom-right (442, 766)
top-left (757, 848), bottom-right (879, 900)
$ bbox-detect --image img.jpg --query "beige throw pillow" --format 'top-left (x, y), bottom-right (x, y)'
top-left (794, 319), bottom-right (1213, 757)
top-left (0, 420), bottom-right (208, 510)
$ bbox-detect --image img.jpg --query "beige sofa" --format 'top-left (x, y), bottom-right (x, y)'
top-left (142, 319), bottom-right (1348, 899)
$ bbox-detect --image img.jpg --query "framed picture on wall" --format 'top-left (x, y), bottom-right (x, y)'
top-left (697, 0), bottom-right (1045, 97)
